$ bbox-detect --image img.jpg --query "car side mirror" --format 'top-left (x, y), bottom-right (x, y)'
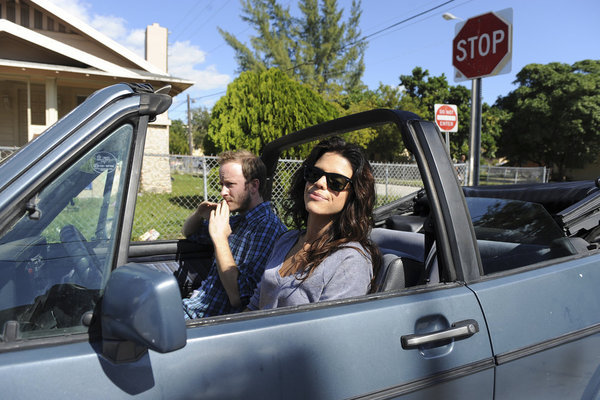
top-left (101, 263), bottom-right (186, 363)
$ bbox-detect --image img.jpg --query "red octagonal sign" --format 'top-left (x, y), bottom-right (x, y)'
top-left (453, 9), bottom-right (512, 81)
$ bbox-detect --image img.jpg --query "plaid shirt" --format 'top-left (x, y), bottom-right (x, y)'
top-left (182, 201), bottom-right (286, 319)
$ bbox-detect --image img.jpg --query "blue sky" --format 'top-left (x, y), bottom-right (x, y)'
top-left (49, 0), bottom-right (600, 121)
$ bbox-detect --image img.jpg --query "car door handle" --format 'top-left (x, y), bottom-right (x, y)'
top-left (401, 319), bottom-right (479, 350)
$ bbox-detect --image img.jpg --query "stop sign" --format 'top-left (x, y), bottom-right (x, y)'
top-left (434, 104), bottom-right (458, 132)
top-left (452, 8), bottom-right (512, 81)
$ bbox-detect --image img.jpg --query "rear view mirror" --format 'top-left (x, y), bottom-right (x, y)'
top-left (101, 264), bottom-right (186, 363)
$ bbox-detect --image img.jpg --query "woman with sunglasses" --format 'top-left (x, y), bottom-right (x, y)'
top-left (247, 136), bottom-right (380, 310)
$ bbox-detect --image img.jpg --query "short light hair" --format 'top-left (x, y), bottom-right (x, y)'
top-left (218, 150), bottom-right (267, 196)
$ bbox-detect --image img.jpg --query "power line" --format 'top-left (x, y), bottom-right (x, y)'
top-left (204, 0), bottom-right (294, 55)
top-left (177, 1), bottom-right (457, 102)
top-left (285, 1), bottom-right (456, 74)
top-left (182, 0), bottom-right (233, 42)
top-left (353, 0), bottom-right (455, 46)
top-left (170, 101), bottom-right (187, 111)
top-left (204, 26), bottom-right (251, 55)
top-left (170, 1), bottom-right (213, 43)
top-left (172, 90), bottom-right (227, 108)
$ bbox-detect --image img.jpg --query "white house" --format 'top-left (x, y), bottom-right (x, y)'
top-left (0, 0), bottom-right (194, 192)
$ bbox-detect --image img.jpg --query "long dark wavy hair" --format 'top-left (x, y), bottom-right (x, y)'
top-left (286, 136), bottom-right (381, 290)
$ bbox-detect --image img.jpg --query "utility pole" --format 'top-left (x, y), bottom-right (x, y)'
top-left (187, 94), bottom-right (194, 156)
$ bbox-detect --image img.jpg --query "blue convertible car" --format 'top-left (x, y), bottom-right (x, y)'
top-left (0, 84), bottom-right (599, 399)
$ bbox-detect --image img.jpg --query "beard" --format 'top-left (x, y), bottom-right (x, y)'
top-left (231, 188), bottom-right (253, 213)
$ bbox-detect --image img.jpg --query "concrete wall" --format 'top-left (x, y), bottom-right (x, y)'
top-left (140, 111), bottom-right (172, 193)
top-left (139, 23), bottom-right (171, 193)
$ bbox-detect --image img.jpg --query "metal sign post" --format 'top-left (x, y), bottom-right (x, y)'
top-left (452, 8), bottom-right (513, 187)
top-left (468, 78), bottom-right (482, 186)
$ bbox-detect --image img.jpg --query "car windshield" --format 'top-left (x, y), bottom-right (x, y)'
top-left (466, 197), bottom-right (565, 245)
top-left (466, 197), bottom-right (577, 275)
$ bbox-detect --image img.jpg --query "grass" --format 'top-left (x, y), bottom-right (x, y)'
top-left (132, 174), bottom-right (207, 241)
top-left (44, 198), bottom-right (105, 243)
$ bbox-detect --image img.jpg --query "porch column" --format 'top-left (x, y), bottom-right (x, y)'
top-left (45, 77), bottom-right (58, 126)
top-left (27, 81), bottom-right (33, 142)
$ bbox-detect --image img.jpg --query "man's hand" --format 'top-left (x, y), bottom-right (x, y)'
top-left (208, 200), bottom-right (232, 243)
top-left (182, 201), bottom-right (218, 237)
top-left (195, 201), bottom-right (219, 219)
top-left (209, 200), bottom-right (241, 308)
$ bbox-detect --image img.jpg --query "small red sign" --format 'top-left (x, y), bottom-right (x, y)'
top-left (434, 104), bottom-right (458, 132)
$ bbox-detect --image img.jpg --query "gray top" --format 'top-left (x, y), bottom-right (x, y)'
top-left (248, 230), bottom-right (373, 310)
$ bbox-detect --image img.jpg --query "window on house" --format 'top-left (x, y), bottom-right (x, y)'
top-left (7, 1), bottom-right (15, 22)
top-left (47, 17), bottom-right (54, 31)
top-left (34, 10), bottom-right (43, 29)
top-left (20, 3), bottom-right (30, 28)
top-left (59, 23), bottom-right (66, 33)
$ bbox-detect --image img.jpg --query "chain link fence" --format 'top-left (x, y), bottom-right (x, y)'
top-left (0, 146), bottom-right (549, 241)
top-left (136, 155), bottom-right (549, 240)
top-left (372, 162), bottom-right (432, 205)
top-left (133, 155), bottom-right (469, 240)
top-left (480, 165), bottom-right (549, 184)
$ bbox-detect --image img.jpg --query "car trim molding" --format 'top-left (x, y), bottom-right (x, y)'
top-left (0, 332), bottom-right (92, 354)
top-left (495, 322), bottom-right (600, 365)
top-left (345, 358), bottom-right (495, 400)
top-left (187, 282), bottom-right (464, 328)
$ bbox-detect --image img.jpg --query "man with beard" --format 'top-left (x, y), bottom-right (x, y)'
top-left (182, 150), bottom-right (286, 319)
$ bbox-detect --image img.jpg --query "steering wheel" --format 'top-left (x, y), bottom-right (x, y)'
top-left (59, 224), bottom-right (103, 288)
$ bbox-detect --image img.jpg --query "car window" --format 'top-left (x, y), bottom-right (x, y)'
top-left (0, 124), bottom-right (133, 340)
top-left (467, 197), bottom-right (577, 275)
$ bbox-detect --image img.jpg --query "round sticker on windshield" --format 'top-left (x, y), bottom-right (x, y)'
top-left (93, 151), bottom-right (117, 173)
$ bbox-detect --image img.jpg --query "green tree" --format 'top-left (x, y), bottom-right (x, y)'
top-left (368, 84), bottom-right (430, 162)
top-left (219, 0), bottom-right (365, 96)
top-left (399, 67), bottom-right (479, 161)
top-left (497, 60), bottom-right (600, 179)
top-left (191, 106), bottom-right (211, 151)
top-left (480, 103), bottom-right (509, 160)
top-left (204, 68), bottom-right (338, 157)
top-left (328, 84), bottom-right (430, 161)
top-left (329, 87), bottom-right (380, 158)
top-left (169, 119), bottom-right (189, 155)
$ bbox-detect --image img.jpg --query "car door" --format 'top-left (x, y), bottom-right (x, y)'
top-left (1, 97), bottom-right (493, 399)
top-left (144, 111), bottom-right (495, 399)
top-left (471, 259), bottom-right (600, 399)
top-left (0, 84), bottom-right (177, 398)
top-left (463, 197), bottom-right (600, 399)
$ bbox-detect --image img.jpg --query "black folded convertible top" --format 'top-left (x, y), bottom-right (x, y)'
top-left (462, 180), bottom-right (599, 214)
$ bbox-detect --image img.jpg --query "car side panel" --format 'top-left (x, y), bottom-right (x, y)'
top-left (0, 286), bottom-right (493, 399)
top-left (0, 339), bottom-right (160, 398)
top-left (494, 334), bottom-right (600, 399)
top-left (151, 285), bottom-right (493, 399)
top-left (397, 369), bottom-right (494, 400)
top-left (468, 254), bottom-right (600, 398)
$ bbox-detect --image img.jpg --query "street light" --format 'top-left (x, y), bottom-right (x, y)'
top-left (442, 12), bottom-right (463, 21)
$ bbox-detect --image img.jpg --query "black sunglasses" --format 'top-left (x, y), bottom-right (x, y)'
top-left (304, 165), bottom-right (352, 192)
